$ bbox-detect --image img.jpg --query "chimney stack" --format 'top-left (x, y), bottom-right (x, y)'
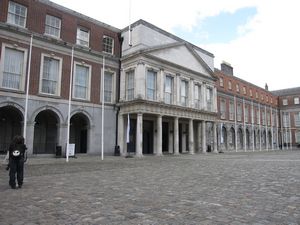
top-left (221, 61), bottom-right (233, 76)
top-left (265, 83), bottom-right (269, 91)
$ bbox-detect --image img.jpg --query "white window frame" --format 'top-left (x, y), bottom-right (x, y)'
top-left (146, 69), bottom-right (157, 101)
top-left (45, 15), bottom-right (61, 38)
top-left (103, 35), bottom-right (114, 55)
top-left (126, 69), bottom-right (135, 101)
top-left (236, 84), bottom-right (240, 92)
top-left (243, 86), bottom-right (246, 95)
top-left (237, 103), bottom-right (242, 121)
top-left (295, 131), bottom-right (300, 143)
top-left (164, 74), bottom-right (174, 104)
top-left (39, 53), bottom-right (62, 96)
top-left (220, 99), bottom-right (226, 119)
top-left (229, 101), bottom-right (234, 120)
top-left (228, 81), bottom-right (232, 90)
top-left (102, 70), bottom-right (115, 103)
top-left (180, 79), bottom-right (189, 107)
top-left (206, 86), bottom-right (213, 111)
top-left (7, 1), bottom-right (27, 28)
top-left (194, 83), bottom-right (201, 109)
top-left (249, 89), bottom-right (252, 97)
top-left (294, 97), bottom-right (299, 105)
top-left (283, 99), bottom-right (288, 106)
top-left (219, 77), bottom-right (223, 87)
top-left (76, 27), bottom-right (90, 47)
top-left (72, 62), bottom-right (91, 100)
top-left (0, 44), bottom-right (28, 91)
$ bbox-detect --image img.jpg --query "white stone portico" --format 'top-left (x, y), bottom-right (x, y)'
top-left (118, 20), bottom-right (219, 157)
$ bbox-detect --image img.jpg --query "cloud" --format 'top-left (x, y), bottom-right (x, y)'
top-left (51, 0), bottom-right (300, 90)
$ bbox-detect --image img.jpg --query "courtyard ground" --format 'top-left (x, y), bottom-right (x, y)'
top-left (0, 150), bottom-right (299, 225)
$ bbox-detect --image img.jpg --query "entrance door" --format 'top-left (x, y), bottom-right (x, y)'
top-left (143, 120), bottom-right (153, 154)
top-left (162, 122), bottom-right (169, 153)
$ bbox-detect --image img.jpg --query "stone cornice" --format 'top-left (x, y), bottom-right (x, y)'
top-left (118, 100), bottom-right (218, 121)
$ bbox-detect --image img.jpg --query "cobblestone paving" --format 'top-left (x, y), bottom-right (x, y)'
top-left (0, 150), bottom-right (299, 225)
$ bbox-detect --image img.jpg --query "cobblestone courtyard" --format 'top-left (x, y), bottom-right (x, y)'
top-left (0, 150), bottom-right (299, 225)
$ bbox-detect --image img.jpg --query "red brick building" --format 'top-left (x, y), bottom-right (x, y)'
top-left (216, 62), bottom-right (300, 151)
top-left (0, 0), bottom-right (121, 155)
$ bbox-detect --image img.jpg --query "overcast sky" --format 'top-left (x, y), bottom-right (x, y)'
top-left (51, 0), bottom-right (300, 91)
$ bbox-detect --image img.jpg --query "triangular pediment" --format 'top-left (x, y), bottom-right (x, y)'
top-left (144, 43), bottom-right (214, 78)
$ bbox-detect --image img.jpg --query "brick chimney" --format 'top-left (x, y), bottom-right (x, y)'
top-left (221, 61), bottom-right (233, 76)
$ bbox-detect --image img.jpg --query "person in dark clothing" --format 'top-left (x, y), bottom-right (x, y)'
top-left (8, 135), bottom-right (27, 189)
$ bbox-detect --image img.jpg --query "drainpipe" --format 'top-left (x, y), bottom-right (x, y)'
top-left (115, 33), bottom-right (124, 155)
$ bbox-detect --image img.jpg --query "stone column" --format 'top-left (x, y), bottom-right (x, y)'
top-left (25, 121), bottom-right (35, 155)
top-left (118, 113), bottom-right (125, 156)
top-left (174, 117), bottom-right (179, 155)
top-left (189, 78), bottom-right (194, 108)
top-left (202, 120), bottom-right (206, 153)
top-left (156, 115), bottom-right (163, 156)
top-left (189, 119), bottom-right (194, 154)
top-left (197, 122), bottom-right (201, 153)
top-left (213, 122), bottom-right (218, 153)
top-left (136, 113), bottom-right (143, 157)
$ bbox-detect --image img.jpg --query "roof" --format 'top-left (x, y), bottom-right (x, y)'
top-left (122, 19), bottom-right (214, 58)
top-left (271, 87), bottom-right (300, 96)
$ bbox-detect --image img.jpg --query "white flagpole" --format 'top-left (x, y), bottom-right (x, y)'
top-left (66, 46), bottom-right (74, 162)
top-left (128, 0), bottom-right (132, 47)
top-left (101, 56), bottom-right (105, 160)
top-left (126, 114), bottom-right (130, 143)
top-left (23, 34), bottom-right (33, 143)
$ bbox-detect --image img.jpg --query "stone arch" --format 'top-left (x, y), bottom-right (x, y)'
top-left (229, 127), bottom-right (236, 150)
top-left (0, 105), bottom-right (23, 154)
top-left (246, 128), bottom-right (250, 150)
top-left (33, 109), bottom-right (60, 154)
top-left (69, 112), bottom-right (91, 154)
top-left (238, 127), bottom-right (243, 150)
top-left (31, 105), bottom-right (63, 125)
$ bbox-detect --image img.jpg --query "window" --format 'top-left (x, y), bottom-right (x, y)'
top-left (73, 63), bottom-right (90, 100)
top-left (0, 46), bottom-right (26, 90)
top-left (76, 27), bottom-right (89, 47)
top-left (220, 99), bottom-right (226, 119)
top-left (294, 97), bottom-right (299, 105)
top-left (261, 94), bottom-right (264, 101)
top-left (295, 112), bottom-right (300, 127)
top-left (194, 84), bottom-right (201, 109)
top-left (249, 89), bottom-right (252, 97)
top-left (104, 71), bottom-right (113, 103)
top-left (236, 84), bottom-right (239, 92)
top-left (245, 105), bottom-right (248, 123)
top-left (164, 75), bottom-right (173, 104)
top-left (256, 92), bottom-right (258, 99)
top-left (7, 1), bottom-right (27, 27)
top-left (126, 70), bottom-right (134, 100)
top-left (228, 81), bottom-right (232, 90)
top-left (180, 80), bottom-right (188, 106)
top-left (283, 112), bottom-right (290, 127)
top-left (271, 98), bottom-right (273, 104)
top-left (243, 86), bottom-right (246, 94)
top-left (262, 110), bottom-right (265, 125)
top-left (229, 101), bottom-right (234, 120)
top-left (147, 70), bottom-right (156, 100)
top-left (103, 36), bottom-right (114, 54)
top-left (40, 55), bottom-right (61, 95)
top-left (237, 103), bottom-right (242, 121)
top-left (206, 87), bottom-right (213, 111)
top-left (266, 96), bottom-right (269, 103)
top-left (256, 108), bottom-right (260, 125)
top-left (45, 15), bottom-right (61, 38)
top-left (267, 112), bottom-right (270, 126)
top-left (219, 77), bottom-right (224, 87)
top-left (283, 99), bottom-right (288, 106)
top-left (296, 131), bottom-right (300, 143)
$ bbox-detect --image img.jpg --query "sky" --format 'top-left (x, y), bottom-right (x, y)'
top-left (51, 0), bottom-right (300, 91)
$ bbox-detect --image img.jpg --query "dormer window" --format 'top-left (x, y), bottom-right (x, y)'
top-left (76, 27), bottom-right (90, 47)
top-left (103, 36), bottom-right (114, 54)
top-left (7, 1), bottom-right (27, 28)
